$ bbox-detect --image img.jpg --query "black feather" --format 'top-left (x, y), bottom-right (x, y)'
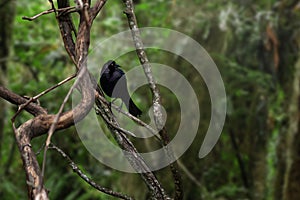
top-left (100, 60), bottom-right (142, 117)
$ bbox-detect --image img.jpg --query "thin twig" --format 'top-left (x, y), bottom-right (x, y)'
top-left (11, 73), bottom-right (76, 122)
top-left (33, 73), bottom-right (76, 100)
top-left (41, 69), bottom-right (84, 178)
top-left (48, 0), bottom-right (56, 13)
top-left (96, 93), bottom-right (162, 141)
top-left (22, 9), bottom-right (55, 21)
top-left (22, 7), bottom-right (76, 21)
top-left (49, 143), bottom-right (134, 200)
top-left (177, 159), bottom-right (202, 188)
top-left (90, 0), bottom-right (107, 21)
top-left (57, 7), bottom-right (78, 18)
top-left (95, 106), bottom-right (136, 137)
top-left (35, 143), bottom-right (46, 156)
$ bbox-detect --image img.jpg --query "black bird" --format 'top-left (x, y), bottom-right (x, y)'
top-left (100, 60), bottom-right (142, 117)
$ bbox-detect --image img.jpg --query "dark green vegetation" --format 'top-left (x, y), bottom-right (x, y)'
top-left (0, 0), bottom-right (299, 199)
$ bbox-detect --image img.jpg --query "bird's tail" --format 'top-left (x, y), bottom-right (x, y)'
top-left (128, 98), bottom-right (142, 117)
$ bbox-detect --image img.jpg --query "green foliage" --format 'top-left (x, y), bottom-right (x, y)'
top-left (0, 177), bottom-right (26, 199)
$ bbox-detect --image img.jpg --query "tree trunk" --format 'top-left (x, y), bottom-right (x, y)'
top-left (282, 56), bottom-right (300, 200)
top-left (0, 0), bottom-right (15, 160)
top-left (274, 1), bottom-right (300, 199)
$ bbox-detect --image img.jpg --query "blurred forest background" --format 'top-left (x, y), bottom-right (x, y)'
top-left (0, 0), bottom-right (300, 199)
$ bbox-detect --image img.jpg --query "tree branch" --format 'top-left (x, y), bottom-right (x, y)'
top-left (57, 0), bottom-right (77, 65)
top-left (22, 7), bottom-right (76, 21)
top-left (12, 67), bottom-right (94, 199)
top-left (0, 85), bottom-right (47, 116)
top-left (122, 0), bottom-right (183, 199)
top-left (95, 93), bottom-right (168, 199)
top-left (49, 143), bottom-right (134, 200)
top-left (90, 0), bottom-right (107, 22)
top-left (96, 93), bottom-right (161, 141)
